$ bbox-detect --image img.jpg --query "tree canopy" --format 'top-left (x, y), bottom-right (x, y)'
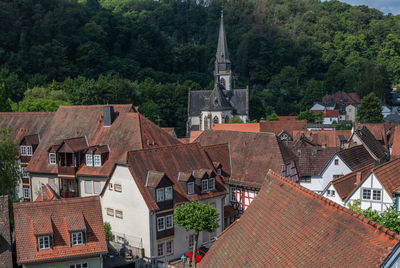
top-left (296, 110), bottom-right (322, 123)
top-left (0, 0), bottom-right (399, 134)
top-left (357, 92), bottom-right (384, 123)
top-left (0, 129), bottom-right (20, 197)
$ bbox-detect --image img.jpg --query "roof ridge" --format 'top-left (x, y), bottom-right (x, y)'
top-left (267, 169), bottom-right (400, 242)
top-left (14, 196), bottom-right (99, 208)
top-left (0, 112), bottom-right (55, 115)
top-left (128, 142), bottom-right (200, 155)
top-left (59, 104), bottom-right (132, 109)
top-left (373, 157), bottom-right (400, 173)
top-left (208, 129), bottom-right (275, 136)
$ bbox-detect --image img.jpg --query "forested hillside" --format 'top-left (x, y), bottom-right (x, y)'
top-left (1, 0), bottom-right (400, 135)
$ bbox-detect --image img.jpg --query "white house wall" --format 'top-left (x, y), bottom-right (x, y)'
top-left (300, 175), bottom-right (323, 193)
top-left (320, 155), bottom-right (352, 192)
top-left (322, 183), bottom-right (345, 206)
top-left (101, 165), bottom-right (151, 257)
top-left (346, 173), bottom-right (393, 212)
top-left (30, 174), bottom-right (59, 201)
top-left (78, 176), bottom-right (107, 197)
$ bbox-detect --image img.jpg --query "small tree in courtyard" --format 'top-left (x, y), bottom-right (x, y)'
top-left (357, 92), bottom-right (383, 123)
top-left (174, 201), bottom-right (219, 267)
top-left (0, 128), bottom-right (20, 196)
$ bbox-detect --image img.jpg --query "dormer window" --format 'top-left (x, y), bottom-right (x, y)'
top-left (156, 186), bottom-right (173, 202)
top-left (217, 168), bottom-right (222, 176)
top-left (209, 177), bottom-right (215, 191)
top-left (187, 182), bottom-right (194, 195)
top-left (202, 179), bottom-right (209, 193)
top-left (202, 177), bottom-right (216, 193)
top-left (49, 153), bottom-right (56, 165)
top-left (94, 154), bottom-right (101, 167)
top-left (86, 154), bottom-right (93, 166)
top-left (71, 231), bottom-right (84, 246)
top-left (20, 145), bottom-right (33, 156)
top-left (38, 235), bottom-right (50, 250)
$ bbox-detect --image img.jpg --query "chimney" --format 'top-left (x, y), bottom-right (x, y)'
top-left (356, 172), bottom-right (362, 186)
top-left (104, 106), bottom-right (114, 127)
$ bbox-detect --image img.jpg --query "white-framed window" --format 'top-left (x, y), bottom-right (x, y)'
top-left (362, 189), bottom-right (371, 200)
top-left (230, 187), bottom-right (236, 202)
top-left (209, 177), bottom-right (215, 191)
top-left (21, 167), bottom-right (29, 178)
top-left (49, 153), bottom-right (56, 165)
top-left (373, 190), bottom-right (382, 201)
top-left (187, 182), bottom-right (194, 195)
top-left (38, 235), bottom-right (50, 250)
top-left (157, 216), bottom-right (165, 231)
top-left (70, 263), bottom-right (88, 268)
top-left (189, 234), bottom-right (194, 248)
top-left (85, 180), bottom-right (92, 194)
top-left (166, 215), bottom-right (173, 229)
top-left (217, 168), bottom-right (222, 176)
top-left (156, 188), bottom-right (165, 202)
top-left (26, 146), bottom-right (32, 156)
top-left (166, 240), bottom-right (173, 255)
top-left (86, 154), bottom-right (93, 166)
top-left (114, 184), bottom-right (122, 192)
top-left (20, 146), bottom-right (27, 156)
top-left (93, 181), bottom-right (101, 194)
top-left (106, 208), bottom-right (114, 217)
top-left (157, 243), bottom-right (164, 257)
top-left (109, 183), bottom-right (113, 191)
top-left (115, 210), bottom-right (123, 219)
top-left (94, 154), bottom-right (102, 167)
top-left (334, 159), bottom-right (339, 165)
top-left (327, 190), bottom-right (335, 197)
top-left (165, 186), bottom-right (173, 200)
top-left (23, 188), bottom-right (30, 199)
top-left (202, 179), bottom-right (208, 192)
top-left (71, 232), bottom-right (84, 246)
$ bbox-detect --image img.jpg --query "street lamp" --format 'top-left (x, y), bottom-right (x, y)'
top-left (181, 254), bottom-right (187, 268)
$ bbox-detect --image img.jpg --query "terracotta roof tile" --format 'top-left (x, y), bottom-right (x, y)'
top-left (259, 120), bottom-right (307, 138)
top-left (0, 196), bottom-right (12, 266)
top-left (195, 130), bottom-right (288, 188)
top-left (200, 170), bottom-right (400, 267)
top-left (189, 130), bottom-right (203, 143)
top-left (126, 143), bottom-right (227, 210)
top-left (14, 196), bottom-right (107, 265)
top-left (278, 116), bottom-right (296, 121)
top-left (337, 145), bottom-right (376, 170)
top-left (212, 123), bottom-right (260, 132)
top-left (322, 91), bottom-right (360, 105)
top-left (293, 130), bottom-right (352, 147)
top-left (391, 126), bottom-right (400, 159)
top-left (354, 126), bottom-right (389, 161)
top-left (26, 105), bottom-right (180, 178)
top-left (373, 158), bottom-right (400, 198)
top-left (35, 184), bottom-right (61, 202)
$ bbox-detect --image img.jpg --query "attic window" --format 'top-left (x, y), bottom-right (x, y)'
top-left (71, 231), bottom-right (84, 246)
top-left (188, 182), bottom-right (194, 195)
top-left (86, 154), bottom-right (93, 166)
top-left (38, 235), bottom-right (50, 250)
top-left (20, 145), bottom-right (33, 156)
top-left (49, 153), bottom-right (56, 165)
top-left (94, 155), bottom-right (101, 167)
top-left (217, 168), bottom-right (222, 176)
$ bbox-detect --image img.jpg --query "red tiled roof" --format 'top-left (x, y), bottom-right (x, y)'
top-left (293, 130), bottom-right (352, 147)
top-left (126, 143), bottom-right (227, 211)
top-left (332, 164), bottom-right (374, 200)
top-left (200, 170), bottom-right (400, 267)
top-left (201, 143), bottom-right (231, 178)
top-left (194, 130), bottom-right (288, 188)
top-left (278, 116), bottom-right (296, 121)
top-left (373, 158), bottom-right (400, 198)
top-left (259, 120), bottom-right (307, 138)
top-left (337, 145), bottom-right (376, 170)
top-left (35, 184), bottom-right (61, 202)
top-left (212, 123), bottom-right (260, 132)
top-left (0, 112), bottom-right (54, 143)
top-left (391, 126), bottom-right (400, 159)
top-left (14, 196), bottom-right (107, 265)
top-left (189, 130), bottom-right (203, 143)
top-left (322, 91), bottom-right (360, 105)
top-left (27, 105), bottom-right (180, 177)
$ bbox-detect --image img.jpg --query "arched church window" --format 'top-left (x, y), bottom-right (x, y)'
top-left (220, 78), bottom-right (226, 88)
top-left (213, 116), bottom-right (219, 124)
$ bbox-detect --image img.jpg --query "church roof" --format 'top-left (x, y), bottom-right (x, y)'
top-left (202, 85), bottom-right (232, 111)
top-left (216, 11), bottom-right (230, 64)
top-left (188, 89), bottom-right (247, 117)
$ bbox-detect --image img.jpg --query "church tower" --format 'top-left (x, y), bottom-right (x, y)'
top-left (214, 11), bottom-right (232, 91)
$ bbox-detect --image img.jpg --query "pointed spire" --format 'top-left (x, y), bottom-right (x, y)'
top-left (216, 10), bottom-right (230, 63)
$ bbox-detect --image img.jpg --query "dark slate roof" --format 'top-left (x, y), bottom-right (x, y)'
top-left (386, 114), bottom-right (400, 124)
top-left (188, 89), bottom-right (247, 116)
top-left (0, 196), bottom-right (12, 267)
top-left (337, 145), bottom-right (376, 170)
top-left (199, 170), bottom-right (400, 267)
top-left (202, 85), bottom-right (232, 111)
top-left (355, 126), bottom-right (389, 161)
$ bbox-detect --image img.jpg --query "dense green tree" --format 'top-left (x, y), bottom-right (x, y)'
top-left (174, 201), bottom-right (218, 267)
top-left (265, 113), bottom-right (279, 121)
top-left (296, 110), bottom-right (322, 123)
top-left (0, 129), bottom-right (20, 196)
top-left (229, 117), bottom-right (244, 123)
top-left (357, 92), bottom-right (383, 123)
top-left (0, 83), bottom-right (11, 112)
top-left (104, 222), bottom-right (113, 241)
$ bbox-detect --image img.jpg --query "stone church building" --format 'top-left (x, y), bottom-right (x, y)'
top-left (187, 12), bottom-right (249, 134)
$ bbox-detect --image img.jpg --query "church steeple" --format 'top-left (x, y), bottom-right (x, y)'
top-left (216, 10), bottom-right (230, 64)
top-left (214, 10), bottom-right (232, 91)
